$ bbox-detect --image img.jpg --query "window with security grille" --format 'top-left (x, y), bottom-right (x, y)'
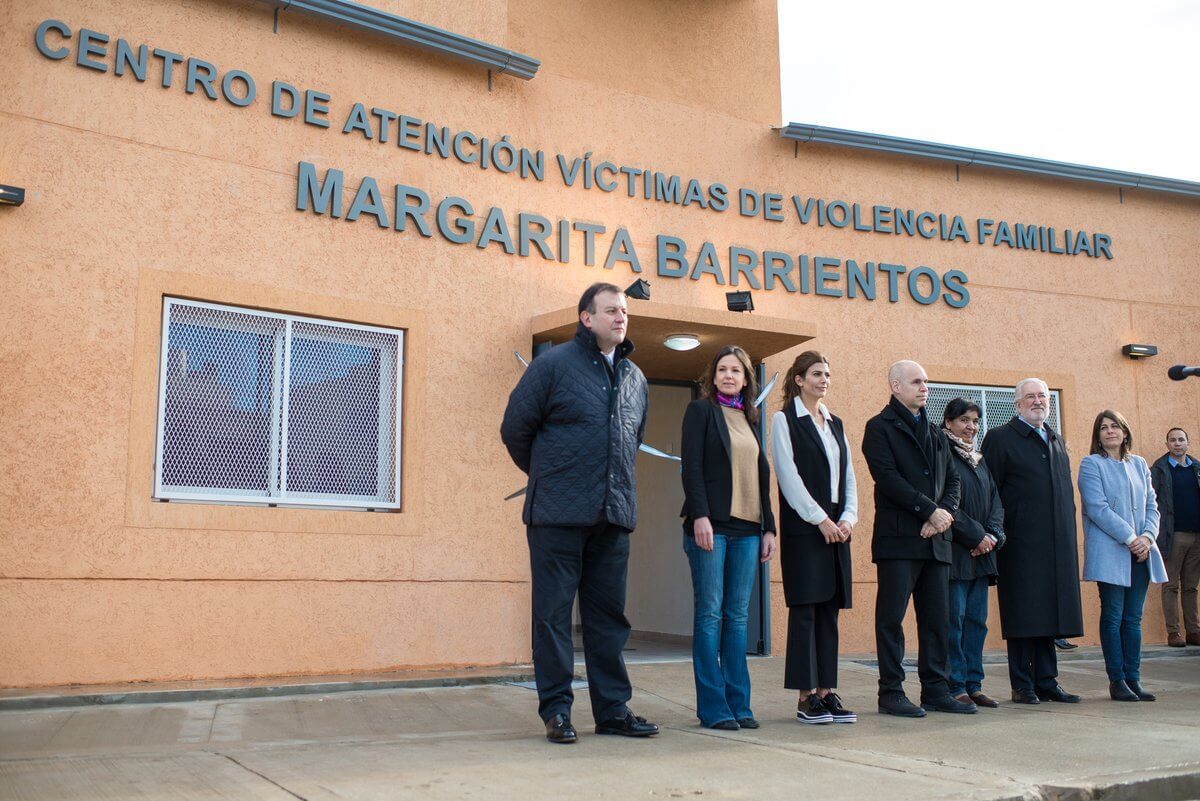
top-left (926, 382), bottom-right (1061, 448)
top-left (154, 298), bottom-right (402, 509)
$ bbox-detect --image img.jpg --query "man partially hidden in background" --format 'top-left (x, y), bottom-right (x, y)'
top-left (1152, 427), bottom-right (1200, 647)
top-left (501, 282), bottom-right (657, 744)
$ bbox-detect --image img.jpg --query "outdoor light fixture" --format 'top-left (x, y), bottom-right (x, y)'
top-left (1122, 344), bottom-right (1158, 359)
top-left (663, 333), bottom-right (701, 352)
top-left (0, 185), bottom-right (24, 207)
top-left (726, 291), bottom-right (754, 313)
top-left (625, 279), bottom-right (651, 301)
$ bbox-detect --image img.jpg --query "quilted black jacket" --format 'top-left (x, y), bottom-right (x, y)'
top-left (501, 323), bottom-right (648, 530)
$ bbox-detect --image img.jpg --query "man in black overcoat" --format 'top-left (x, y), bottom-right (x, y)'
top-left (501, 282), bottom-right (659, 744)
top-left (862, 360), bottom-right (974, 717)
top-left (980, 377), bottom-right (1083, 704)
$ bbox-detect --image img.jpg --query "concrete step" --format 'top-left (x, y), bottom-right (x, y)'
top-left (0, 664), bottom-right (536, 711)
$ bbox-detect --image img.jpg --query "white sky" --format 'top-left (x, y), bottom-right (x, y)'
top-left (778, 1), bottom-right (1200, 182)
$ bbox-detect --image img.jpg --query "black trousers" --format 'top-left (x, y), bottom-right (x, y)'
top-left (875, 558), bottom-right (951, 699)
top-left (1006, 636), bottom-right (1059, 692)
top-left (784, 600), bottom-right (840, 690)
top-left (527, 523), bottom-right (632, 724)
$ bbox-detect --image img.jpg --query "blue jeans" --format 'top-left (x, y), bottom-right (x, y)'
top-left (947, 577), bottom-right (990, 696)
top-left (1097, 557), bottom-right (1151, 682)
top-left (682, 532), bottom-right (759, 726)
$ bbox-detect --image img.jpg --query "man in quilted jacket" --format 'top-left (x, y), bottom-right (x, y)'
top-left (501, 282), bottom-right (656, 744)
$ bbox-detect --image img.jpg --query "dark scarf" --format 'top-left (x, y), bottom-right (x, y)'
top-left (889, 395), bottom-right (924, 430)
top-left (890, 396), bottom-right (932, 461)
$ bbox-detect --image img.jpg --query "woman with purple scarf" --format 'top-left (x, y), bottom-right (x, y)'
top-left (680, 345), bottom-right (777, 730)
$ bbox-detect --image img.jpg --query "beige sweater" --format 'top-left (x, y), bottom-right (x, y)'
top-left (721, 405), bottom-right (761, 524)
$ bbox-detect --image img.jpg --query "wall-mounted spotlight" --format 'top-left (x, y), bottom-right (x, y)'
top-left (1122, 344), bottom-right (1158, 360)
top-left (625, 279), bottom-right (651, 301)
top-left (664, 333), bottom-right (701, 352)
top-left (0, 185), bottom-right (25, 207)
top-left (726, 291), bottom-right (754, 313)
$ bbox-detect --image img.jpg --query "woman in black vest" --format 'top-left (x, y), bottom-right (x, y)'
top-left (680, 345), bottom-right (777, 730)
top-left (770, 350), bottom-right (858, 724)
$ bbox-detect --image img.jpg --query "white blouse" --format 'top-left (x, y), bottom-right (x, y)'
top-left (770, 398), bottom-right (858, 527)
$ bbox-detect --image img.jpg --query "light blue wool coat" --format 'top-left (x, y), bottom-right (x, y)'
top-left (1078, 453), bottom-right (1167, 586)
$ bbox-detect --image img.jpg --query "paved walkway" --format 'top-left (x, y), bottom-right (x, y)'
top-left (3, 649), bottom-right (1200, 800)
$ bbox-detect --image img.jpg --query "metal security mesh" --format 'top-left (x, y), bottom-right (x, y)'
top-left (927, 382), bottom-right (1061, 448)
top-left (286, 322), bottom-right (398, 501)
top-left (158, 302), bottom-right (282, 497)
top-left (155, 298), bottom-right (402, 509)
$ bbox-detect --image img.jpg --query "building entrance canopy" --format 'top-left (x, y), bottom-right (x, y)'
top-left (531, 299), bottom-right (817, 382)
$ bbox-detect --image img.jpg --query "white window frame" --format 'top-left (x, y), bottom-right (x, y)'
top-left (926, 381), bottom-right (1062, 446)
top-left (153, 297), bottom-right (403, 510)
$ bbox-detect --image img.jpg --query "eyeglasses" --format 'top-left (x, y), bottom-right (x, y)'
top-left (1021, 393), bottom-right (1049, 402)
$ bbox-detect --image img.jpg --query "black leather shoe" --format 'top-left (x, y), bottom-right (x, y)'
top-left (1054, 638), bottom-right (1078, 650)
top-left (796, 694), bottom-right (833, 724)
top-left (821, 692), bottom-right (858, 723)
top-left (595, 711), bottom-right (659, 737)
top-left (878, 695), bottom-right (926, 718)
top-left (709, 719), bottom-right (740, 731)
top-left (545, 714), bottom-right (578, 744)
top-left (1011, 689), bottom-right (1040, 704)
top-left (1125, 680), bottom-right (1156, 702)
top-left (1109, 680), bottom-right (1139, 702)
top-left (921, 694), bottom-right (977, 714)
top-left (1036, 685), bottom-right (1081, 703)
top-left (735, 717), bottom-right (760, 729)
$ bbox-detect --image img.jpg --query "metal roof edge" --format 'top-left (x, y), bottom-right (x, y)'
top-left (263, 0), bottom-right (540, 80)
top-left (780, 123), bottom-right (1200, 199)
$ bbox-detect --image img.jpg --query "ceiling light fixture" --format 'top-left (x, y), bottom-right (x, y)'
top-left (663, 333), bottom-right (701, 352)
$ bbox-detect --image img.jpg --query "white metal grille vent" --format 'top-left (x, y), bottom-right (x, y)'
top-left (155, 298), bottom-right (402, 509)
top-left (926, 382), bottom-right (1061, 449)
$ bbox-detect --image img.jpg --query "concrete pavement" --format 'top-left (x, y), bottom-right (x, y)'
top-left (3, 649), bottom-right (1200, 800)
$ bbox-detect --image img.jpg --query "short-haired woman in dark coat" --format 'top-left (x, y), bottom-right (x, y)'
top-left (942, 398), bottom-right (1007, 708)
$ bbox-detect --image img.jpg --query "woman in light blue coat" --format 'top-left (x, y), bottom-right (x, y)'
top-left (1078, 409), bottom-right (1166, 703)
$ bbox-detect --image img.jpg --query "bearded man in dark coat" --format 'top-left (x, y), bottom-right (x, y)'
top-left (980, 377), bottom-right (1084, 704)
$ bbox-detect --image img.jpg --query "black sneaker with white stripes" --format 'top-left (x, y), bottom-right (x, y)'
top-left (796, 694), bottom-right (833, 724)
top-left (821, 692), bottom-right (857, 723)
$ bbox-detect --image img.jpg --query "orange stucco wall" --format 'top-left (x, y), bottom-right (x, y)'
top-left (2, 0), bottom-right (1198, 687)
